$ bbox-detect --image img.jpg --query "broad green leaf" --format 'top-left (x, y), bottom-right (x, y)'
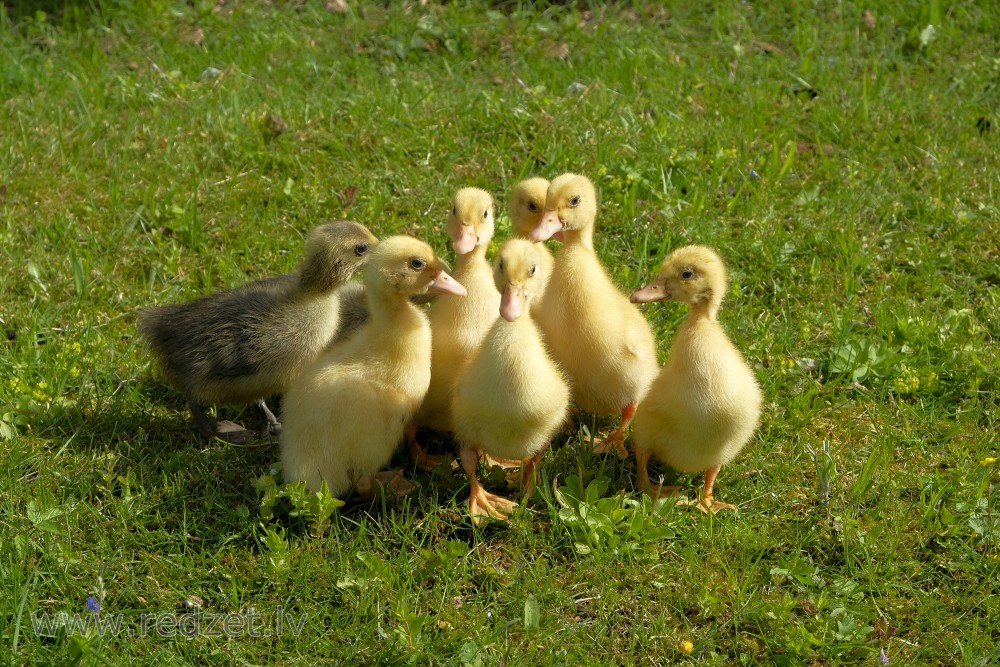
top-left (523, 594), bottom-right (540, 631)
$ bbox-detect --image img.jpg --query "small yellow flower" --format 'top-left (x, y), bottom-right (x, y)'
top-left (680, 640), bottom-right (694, 654)
top-left (893, 365), bottom-right (921, 395)
top-left (981, 457), bottom-right (997, 466)
top-left (37, 381), bottom-right (48, 390)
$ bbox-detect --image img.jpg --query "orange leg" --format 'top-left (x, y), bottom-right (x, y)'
top-left (636, 446), bottom-right (680, 499)
top-left (406, 420), bottom-right (449, 470)
top-left (560, 405), bottom-right (580, 435)
top-left (592, 402), bottom-right (637, 458)
top-left (636, 446), bottom-right (652, 494)
top-left (697, 465), bottom-right (737, 513)
top-left (677, 466), bottom-right (739, 513)
top-left (519, 443), bottom-right (550, 498)
top-left (460, 447), bottom-right (518, 526)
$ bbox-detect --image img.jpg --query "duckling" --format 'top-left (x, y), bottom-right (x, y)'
top-left (508, 177), bottom-right (554, 315)
top-left (630, 245), bottom-right (762, 513)
top-left (330, 282), bottom-right (437, 345)
top-left (138, 220), bottom-right (377, 443)
top-left (416, 187), bottom-right (500, 436)
top-left (279, 236), bottom-right (466, 497)
top-left (527, 173), bottom-right (658, 458)
top-left (452, 239), bottom-right (570, 523)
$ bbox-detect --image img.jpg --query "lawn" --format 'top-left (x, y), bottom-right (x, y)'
top-left (1, 0), bottom-right (998, 665)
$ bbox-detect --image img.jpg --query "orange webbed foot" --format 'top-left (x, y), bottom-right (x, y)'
top-left (684, 466), bottom-right (736, 513)
top-left (591, 402), bottom-right (637, 458)
top-left (356, 469), bottom-right (419, 500)
top-left (409, 440), bottom-right (449, 471)
top-left (646, 484), bottom-right (682, 501)
top-left (468, 484), bottom-right (519, 526)
top-left (461, 447), bottom-right (520, 526)
top-left (485, 454), bottom-right (524, 470)
top-left (681, 496), bottom-right (738, 514)
top-left (592, 433), bottom-right (629, 459)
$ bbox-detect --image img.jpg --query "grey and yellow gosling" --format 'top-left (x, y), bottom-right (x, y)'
top-left (138, 220), bottom-right (378, 442)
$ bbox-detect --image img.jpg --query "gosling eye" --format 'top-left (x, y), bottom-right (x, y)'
top-left (409, 257), bottom-right (427, 271)
top-left (498, 259), bottom-right (505, 272)
top-left (452, 207), bottom-right (457, 216)
top-left (681, 269), bottom-right (694, 280)
top-left (353, 242), bottom-right (370, 257)
top-left (527, 201), bottom-right (538, 212)
top-left (568, 195), bottom-right (581, 207)
top-left (483, 209), bottom-right (490, 219)
top-left (529, 264), bottom-right (537, 277)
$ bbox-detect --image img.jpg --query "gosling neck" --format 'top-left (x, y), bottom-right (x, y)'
top-left (455, 241), bottom-right (489, 270)
top-left (562, 221), bottom-right (595, 251)
top-left (366, 286), bottom-right (416, 325)
top-left (298, 256), bottom-right (349, 294)
top-left (686, 296), bottom-right (721, 323)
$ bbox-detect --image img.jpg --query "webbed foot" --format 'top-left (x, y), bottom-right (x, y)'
top-left (213, 420), bottom-right (255, 444)
top-left (460, 447), bottom-right (518, 526)
top-left (592, 432), bottom-right (629, 458)
top-left (356, 469), bottom-right (419, 500)
top-left (409, 440), bottom-right (449, 470)
top-left (591, 402), bottom-right (637, 458)
top-left (468, 483), bottom-right (518, 526)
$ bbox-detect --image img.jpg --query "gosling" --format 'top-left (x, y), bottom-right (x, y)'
top-left (138, 220), bottom-right (377, 442)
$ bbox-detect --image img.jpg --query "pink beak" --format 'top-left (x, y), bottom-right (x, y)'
top-left (630, 281), bottom-right (668, 303)
top-left (452, 226), bottom-right (477, 255)
top-left (499, 284), bottom-right (525, 322)
top-left (427, 270), bottom-right (467, 296)
top-left (528, 210), bottom-right (563, 242)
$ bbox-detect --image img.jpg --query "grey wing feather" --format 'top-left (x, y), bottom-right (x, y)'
top-left (138, 277), bottom-right (292, 385)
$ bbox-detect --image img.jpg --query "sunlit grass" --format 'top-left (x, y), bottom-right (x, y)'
top-left (1, 1), bottom-right (998, 665)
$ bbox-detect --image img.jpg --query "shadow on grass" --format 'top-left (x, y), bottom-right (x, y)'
top-left (27, 375), bottom-right (648, 549)
top-left (3, 0), bottom-right (97, 21)
top-left (24, 377), bottom-right (280, 546)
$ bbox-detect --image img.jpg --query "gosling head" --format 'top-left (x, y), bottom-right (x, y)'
top-left (299, 220), bottom-right (378, 292)
top-left (366, 235), bottom-right (467, 299)
top-left (508, 177), bottom-right (550, 239)
top-left (630, 245), bottom-right (728, 318)
top-left (494, 239), bottom-right (545, 322)
top-left (446, 187), bottom-right (495, 255)
top-left (529, 173), bottom-right (597, 244)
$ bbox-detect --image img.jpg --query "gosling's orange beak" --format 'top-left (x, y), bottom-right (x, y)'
top-left (452, 225), bottom-right (477, 255)
top-left (630, 281), bottom-right (669, 303)
top-left (427, 270), bottom-right (467, 296)
top-left (528, 210), bottom-right (563, 242)
top-left (499, 283), bottom-right (526, 322)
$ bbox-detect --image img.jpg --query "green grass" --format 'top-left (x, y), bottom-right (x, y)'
top-left (1, 0), bottom-right (998, 664)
